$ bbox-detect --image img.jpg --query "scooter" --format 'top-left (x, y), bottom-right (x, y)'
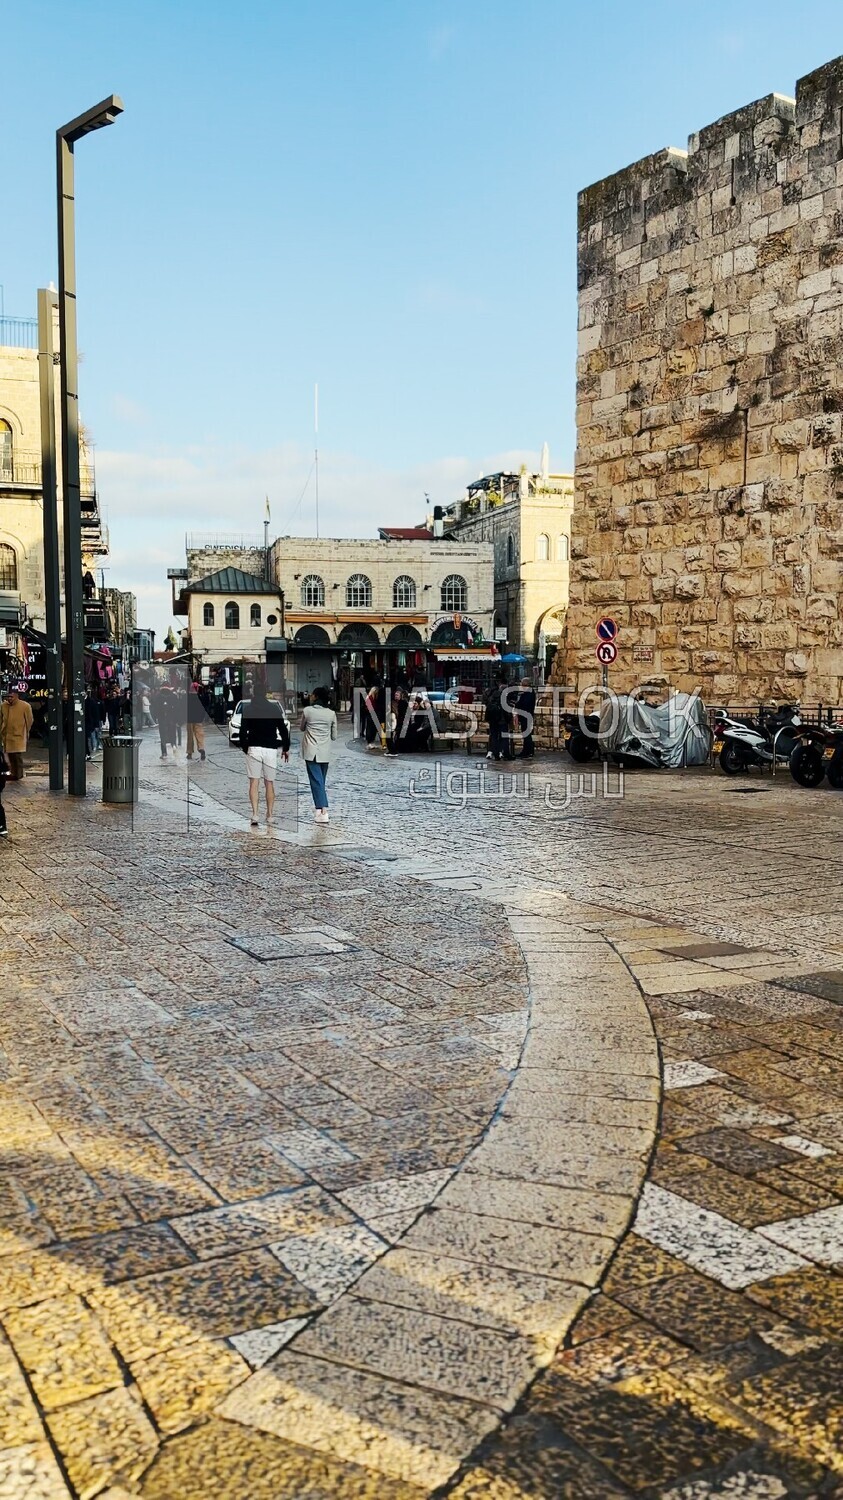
top-left (789, 723), bottom-right (843, 788)
top-left (712, 705), bottom-right (802, 775)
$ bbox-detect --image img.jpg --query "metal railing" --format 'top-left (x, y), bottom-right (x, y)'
top-left (0, 450), bottom-right (96, 494)
top-left (186, 533), bottom-right (266, 550)
top-left (0, 316), bottom-right (38, 349)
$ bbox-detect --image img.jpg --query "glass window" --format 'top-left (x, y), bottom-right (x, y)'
top-left (224, 601), bottom-right (240, 630)
top-left (506, 534), bottom-right (514, 567)
top-left (202, 602), bottom-right (214, 627)
top-left (0, 421), bottom-right (11, 481)
top-left (0, 543), bottom-right (17, 590)
top-left (536, 533), bottom-right (549, 561)
top-left (557, 534), bottom-right (570, 561)
top-left (346, 573), bottom-right (372, 608)
top-left (441, 574), bottom-right (467, 612)
top-left (250, 603), bottom-right (261, 627)
top-left (392, 575), bottom-right (416, 609)
top-left (301, 574), bottom-right (325, 607)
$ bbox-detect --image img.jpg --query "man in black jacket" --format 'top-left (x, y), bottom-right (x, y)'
top-left (239, 685), bottom-right (290, 827)
top-left (517, 677), bottom-right (537, 759)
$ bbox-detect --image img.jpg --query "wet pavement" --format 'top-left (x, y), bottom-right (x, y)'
top-left (0, 726), bottom-right (840, 1497)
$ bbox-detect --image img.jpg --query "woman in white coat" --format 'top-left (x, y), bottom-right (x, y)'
top-left (299, 685), bottom-right (338, 822)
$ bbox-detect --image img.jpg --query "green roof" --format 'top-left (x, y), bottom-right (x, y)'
top-left (188, 567), bottom-right (272, 594)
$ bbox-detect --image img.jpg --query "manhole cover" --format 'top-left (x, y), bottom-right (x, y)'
top-left (227, 930), bottom-right (356, 961)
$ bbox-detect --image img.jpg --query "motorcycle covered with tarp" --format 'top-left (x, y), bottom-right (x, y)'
top-left (597, 691), bottom-right (711, 769)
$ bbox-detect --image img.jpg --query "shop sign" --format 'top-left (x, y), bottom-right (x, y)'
top-left (0, 628), bottom-right (6, 648)
top-left (434, 650), bottom-right (496, 662)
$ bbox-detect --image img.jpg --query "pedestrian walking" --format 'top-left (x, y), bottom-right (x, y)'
top-left (84, 689), bottom-right (101, 760)
top-left (0, 688), bottom-right (34, 780)
top-left (300, 685), bottom-right (337, 823)
top-left (517, 677), bottom-right (537, 759)
top-left (156, 685), bottom-right (178, 760)
top-left (483, 676), bottom-right (506, 761)
top-left (0, 744), bottom-right (9, 837)
top-left (239, 684), bottom-right (290, 827)
top-left (186, 681), bottom-right (207, 761)
top-left (141, 689), bottom-right (154, 729)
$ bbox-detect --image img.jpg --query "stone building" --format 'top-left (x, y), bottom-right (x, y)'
top-left (563, 56), bottom-right (843, 708)
top-left (443, 452), bottom-right (573, 667)
top-left (170, 533), bottom-right (495, 696)
top-left (0, 309), bottom-right (108, 680)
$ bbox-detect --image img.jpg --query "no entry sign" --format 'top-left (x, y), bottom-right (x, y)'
top-left (596, 640), bottom-right (618, 666)
top-left (596, 617), bottom-right (618, 642)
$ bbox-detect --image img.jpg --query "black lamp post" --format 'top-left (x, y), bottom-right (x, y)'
top-left (57, 94), bottom-right (123, 795)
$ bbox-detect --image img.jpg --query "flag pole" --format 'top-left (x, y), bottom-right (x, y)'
top-left (314, 382), bottom-right (319, 539)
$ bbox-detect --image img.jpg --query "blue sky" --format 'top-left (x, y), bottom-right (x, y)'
top-left (3, 1), bottom-right (843, 637)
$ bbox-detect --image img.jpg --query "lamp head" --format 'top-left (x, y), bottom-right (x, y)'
top-left (59, 95), bottom-right (124, 145)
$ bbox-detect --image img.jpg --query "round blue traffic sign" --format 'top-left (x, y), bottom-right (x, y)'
top-left (596, 617), bottom-right (618, 642)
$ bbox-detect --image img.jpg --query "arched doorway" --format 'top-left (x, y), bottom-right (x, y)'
top-left (535, 605), bottom-right (567, 680)
top-left (336, 623), bottom-right (380, 650)
top-left (291, 624), bottom-right (334, 702)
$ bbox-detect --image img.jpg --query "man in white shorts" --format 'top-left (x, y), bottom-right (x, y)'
top-left (238, 684), bottom-right (290, 827)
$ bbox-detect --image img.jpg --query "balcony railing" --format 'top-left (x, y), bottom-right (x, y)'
top-left (0, 316), bottom-right (38, 349)
top-left (0, 450), bottom-right (96, 495)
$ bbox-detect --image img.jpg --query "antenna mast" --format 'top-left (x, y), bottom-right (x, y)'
top-left (314, 382), bottom-right (320, 538)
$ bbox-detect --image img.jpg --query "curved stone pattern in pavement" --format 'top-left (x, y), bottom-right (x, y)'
top-left (0, 765), bottom-right (656, 1498)
top-left (218, 912), bottom-right (658, 1490)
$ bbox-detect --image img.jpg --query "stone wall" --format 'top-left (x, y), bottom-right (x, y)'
top-left (186, 546), bottom-right (268, 584)
top-left (562, 56), bottom-right (843, 708)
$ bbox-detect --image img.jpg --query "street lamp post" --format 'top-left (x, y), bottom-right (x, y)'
top-left (57, 94), bottom-right (123, 796)
top-left (37, 287), bottom-right (63, 790)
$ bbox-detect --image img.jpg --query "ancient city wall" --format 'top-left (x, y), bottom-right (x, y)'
top-left (561, 56), bottom-right (843, 708)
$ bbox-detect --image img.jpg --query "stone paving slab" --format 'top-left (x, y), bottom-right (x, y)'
top-left (2, 736), bottom-right (842, 1496)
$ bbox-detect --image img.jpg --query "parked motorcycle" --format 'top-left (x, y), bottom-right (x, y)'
top-left (712, 705), bottom-right (802, 775)
top-left (789, 723), bottom-right (843, 789)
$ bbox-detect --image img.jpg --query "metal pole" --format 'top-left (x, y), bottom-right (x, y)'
top-left (57, 133), bottom-right (86, 795)
top-left (37, 287), bottom-right (64, 790)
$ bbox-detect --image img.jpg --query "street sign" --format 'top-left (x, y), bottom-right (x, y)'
top-left (596, 617), bottom-right (618, 642)
top-left (596, 640), bottom-right (617, 666)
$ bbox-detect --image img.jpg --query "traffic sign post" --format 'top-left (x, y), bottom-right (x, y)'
top-left (596, 617), bottom-right (618, 643)
top-left (595, 626), bottom-right (618, 690)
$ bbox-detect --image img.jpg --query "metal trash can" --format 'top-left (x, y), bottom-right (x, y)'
top-left (102, 736), bottom-right (140, 804)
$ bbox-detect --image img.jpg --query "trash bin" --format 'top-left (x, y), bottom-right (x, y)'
top-left (102, 736), bottom-right (140, 804)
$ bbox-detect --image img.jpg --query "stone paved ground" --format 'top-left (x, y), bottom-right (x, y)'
top-left (0, 727), bottom-right (841, 1498)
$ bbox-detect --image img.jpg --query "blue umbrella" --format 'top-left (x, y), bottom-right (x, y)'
top-left (499, 652), bottom-right (527, 663)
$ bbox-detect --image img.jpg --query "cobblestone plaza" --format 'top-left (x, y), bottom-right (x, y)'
top-left (0, 729), bottom-right (841, 1498)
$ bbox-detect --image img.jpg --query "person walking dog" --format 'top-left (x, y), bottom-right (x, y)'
top-left (300, 685), bottom-right (337, 823)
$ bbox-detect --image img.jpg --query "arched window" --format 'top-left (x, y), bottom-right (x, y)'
top-left (392, 575), bottom-right (416, 609)
top-left (0, 421), bottom-right (12, 481)
top-left (557, 534), bottom-right (570, 562)
top-left (506, 534), bottom-right (514, 567)
top-left (536, 533), bottom-right (549, 561)
top-left (441, 574), bottom-right (467, 612)
top-left (0, 543), bottom-right (17, 590)
top-left (301, 574), bottom-right (325, 607)
top-left (250, 603), bottom-right (261, 627)
top-left (202, 602), bottom-right (214, 627)
top-left (346, 573), bottom-right (372, 608)
top-left (224, 601), bottom-right (240, 630)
